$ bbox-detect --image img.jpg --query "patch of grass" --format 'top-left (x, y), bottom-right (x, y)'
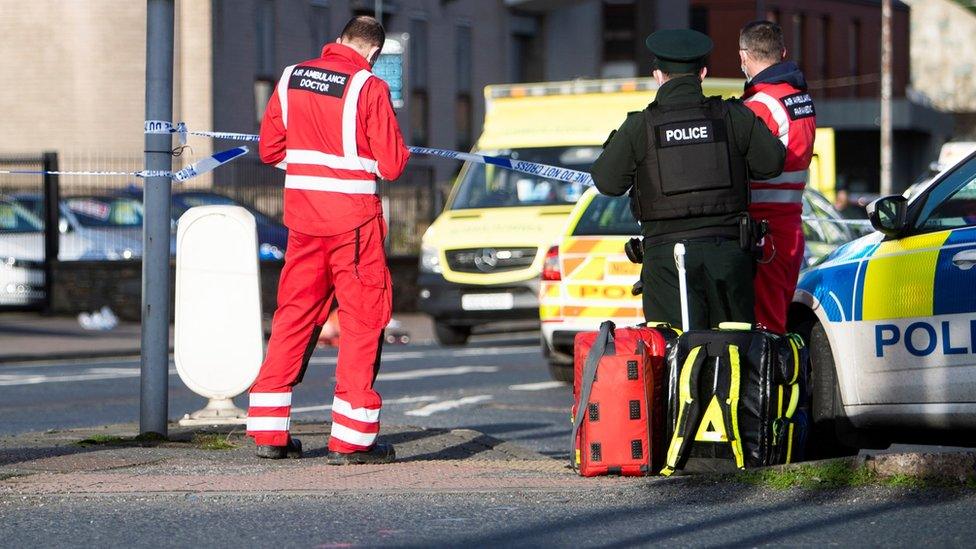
top-left (735, 460), bottom-right (877, 490)
top-left (76, 434), bottom-right (132, 446)
top-left (76, 432), bottom-right (168, 447)
top-left (731, 460), bottom-right (976, 490)
top-left (191, 434), bottom-right (238, 451)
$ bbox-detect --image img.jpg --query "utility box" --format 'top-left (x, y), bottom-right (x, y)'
top-left (175, 205), bottom-right (263, 425)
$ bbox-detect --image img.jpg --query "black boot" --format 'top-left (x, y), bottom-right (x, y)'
top-left (256, 437), bottom-right (303, 459)
top-left (326, 443), bottom-right (395, 465)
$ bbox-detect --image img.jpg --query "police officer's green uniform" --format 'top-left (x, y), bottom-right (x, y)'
top-left (591, 29), bottom-right (786, 330)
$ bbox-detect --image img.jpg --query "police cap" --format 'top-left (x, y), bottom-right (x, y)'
top-left (645, 29), bottom-right (713, 73)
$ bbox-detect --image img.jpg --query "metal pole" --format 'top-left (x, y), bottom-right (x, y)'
top-left (41, 152), bottom-right (59, 315)
top-left (880, 0), bottom-right (893, 196)
top-left (374, 0), bottom-right (383, 21)
top-left (141, 0), bottom-right (175, 436)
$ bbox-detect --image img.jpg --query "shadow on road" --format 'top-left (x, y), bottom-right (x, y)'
top-left (433, 479), bottom-right (971, 547)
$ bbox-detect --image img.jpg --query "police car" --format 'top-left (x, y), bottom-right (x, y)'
top-left (791, 151), bottom-right (976, 456)
top-left (539, 185), bottom-right (852, 382)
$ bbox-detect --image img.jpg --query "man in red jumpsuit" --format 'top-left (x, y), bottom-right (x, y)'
top-left (247, 16), bottom-right (409, 463)
top-left (739, 21), bottom-right (817, 334)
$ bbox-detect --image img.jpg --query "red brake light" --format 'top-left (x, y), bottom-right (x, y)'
top-left (542, 245), bottom-right (561, 281)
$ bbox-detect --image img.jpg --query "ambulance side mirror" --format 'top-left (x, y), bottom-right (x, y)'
top-left (867, 195), bottom-right (908, 237)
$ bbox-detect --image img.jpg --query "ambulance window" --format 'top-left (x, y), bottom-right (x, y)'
top-left (450, 147), bottom-right (590, 209)
top-left (918, 175), bottom-right (976, 232)
top-left (572, 194), bottom-right (640, 236)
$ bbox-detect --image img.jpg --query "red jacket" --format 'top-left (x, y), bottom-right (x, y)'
top-left (743, 62), bottom-right (816, 219)
top-left (259, 43), bottom-right (410, 236)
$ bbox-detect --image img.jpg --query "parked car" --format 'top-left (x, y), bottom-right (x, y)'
top-left (169, 191), bottom-right (287, 261)
top-left (1, 194), bottom-right (144, 306)
top-left (0, 197), bottom-right (45, 306)
top-left (9, 193), bottom-right (142, 260)
top-left (790, 149), bottom-right (976, 456)
top-left (120, 188), bottom-right (288, 261)
top-left (538, 187), bottom-right (861, 381)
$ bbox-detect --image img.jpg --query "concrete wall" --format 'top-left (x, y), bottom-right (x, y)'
top-left (543, 1), bottom-right (602, 81)
top-left (50, 257), bottom-right (419, 320)
top-left (0, 0), bottom-right (212, 162)
top-left (904, 0), bottom-right (976, 112)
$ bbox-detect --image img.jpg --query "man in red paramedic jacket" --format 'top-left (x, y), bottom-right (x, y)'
top-left (739, 21), bottom-right (817, 334)
top-left (247, 16), bottom-right (409, 464)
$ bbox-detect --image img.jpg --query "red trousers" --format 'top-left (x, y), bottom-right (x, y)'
top-left (247, 215), bottom-right (392, 452)
top-left (754, 215), bottom-right (804, 334)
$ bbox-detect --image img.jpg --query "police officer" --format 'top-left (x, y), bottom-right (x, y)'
top-left (591, 29), bottom-right (786, 330)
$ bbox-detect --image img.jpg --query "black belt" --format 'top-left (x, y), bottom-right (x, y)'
top-left (643, 225), bottom-right (739, 247)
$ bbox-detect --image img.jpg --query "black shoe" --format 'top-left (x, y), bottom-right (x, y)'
top-left (326, 443), bottom-right (395, 465)
top-left (256, 437), bottom-right (303, 459)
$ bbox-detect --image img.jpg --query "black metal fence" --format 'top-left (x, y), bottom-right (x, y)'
top-left (0, 150), bottom-right (440, 311)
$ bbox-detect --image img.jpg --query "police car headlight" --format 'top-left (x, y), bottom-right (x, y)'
top-left (420, 245), bottom-right (442, 274)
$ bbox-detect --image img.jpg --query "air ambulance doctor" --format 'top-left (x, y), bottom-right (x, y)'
top-left (246, 16), bottom-right (409, 464)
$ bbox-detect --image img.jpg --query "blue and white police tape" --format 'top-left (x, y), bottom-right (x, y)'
top-left (0, 146), bottom-right (249, 183)
top-left (145, 121), bottom-right (595, 186)
top-left (145, 120), bottom-right (260, 145)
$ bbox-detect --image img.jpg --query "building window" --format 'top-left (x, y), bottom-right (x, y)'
top-left (601, 0), bottom-right (637, 78)
top-left (818, 16), bottom-right (830, 83)
top-left (510, 15), bottom-right (544, 83)
top-left (690, 7), bottom-right (708, 36)
top-left (310, 1), bottom-right (330, 57)
top-left (256, 0), bottom-right (276, 77)
top-left (456, 25), bottom-right (473, 150)
top-left (255, 0), bottom-right (276, 126)
top-left (410, 18), bottom-right (429, 146)
top-left (791, 13), bottom-right (804, 68)
top-left (849, 19), bottom-right (861, 96)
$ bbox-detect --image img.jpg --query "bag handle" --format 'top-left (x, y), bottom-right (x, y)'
top-left (569, 320), bottom-right (615, 472)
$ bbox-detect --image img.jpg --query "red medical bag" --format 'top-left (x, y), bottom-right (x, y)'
top-left (571, 321), bottom-right (677, 476)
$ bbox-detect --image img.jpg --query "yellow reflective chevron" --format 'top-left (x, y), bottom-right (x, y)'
top-left (727, 345), bottom-right (745, 469)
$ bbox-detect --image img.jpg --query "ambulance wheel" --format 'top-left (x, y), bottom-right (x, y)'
top-left (547, 362), bottom-right (574, 384)
top-left (808, 322), bottom-right (859, 460)
top-left (434, 321), bottom-right (471, 346)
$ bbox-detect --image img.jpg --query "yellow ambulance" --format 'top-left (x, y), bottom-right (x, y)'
top-left (418, 77), bottom-right (750, 346)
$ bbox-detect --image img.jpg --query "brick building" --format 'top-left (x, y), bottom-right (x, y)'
top-left (1, 0), bottom-right (948, 194)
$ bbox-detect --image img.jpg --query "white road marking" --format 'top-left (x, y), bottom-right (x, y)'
top-left (291, 395), bottom-right (438, 414)
top-left (404, 395), bottom-right (493, 417)
top-left (375, 366), bottom-right (498, 381)
top-left (0, 367), bottom-right (178, 386)
top-left (508, 381), bottom-right (566, 391)
top-left (307, 345), bottom-right (537, 366)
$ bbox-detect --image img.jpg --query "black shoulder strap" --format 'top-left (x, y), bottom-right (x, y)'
top-left (570, 321), bottom-right (615, 471)
top-left (661, 344), bottom-right (709, 476)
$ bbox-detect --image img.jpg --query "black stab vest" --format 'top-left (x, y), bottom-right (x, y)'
top-left (630, 97), bottom-right (749, 222)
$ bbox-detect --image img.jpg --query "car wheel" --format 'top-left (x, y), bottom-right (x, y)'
top-left (808, 322), bottom-right (859, 459)
top-left (547, 361), bottom-right (573, 384)
top-left (434, 321), bottom-right (471, 346)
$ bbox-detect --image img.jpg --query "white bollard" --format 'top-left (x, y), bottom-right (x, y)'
top-left (175, 206), bottom-right (264, 426)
